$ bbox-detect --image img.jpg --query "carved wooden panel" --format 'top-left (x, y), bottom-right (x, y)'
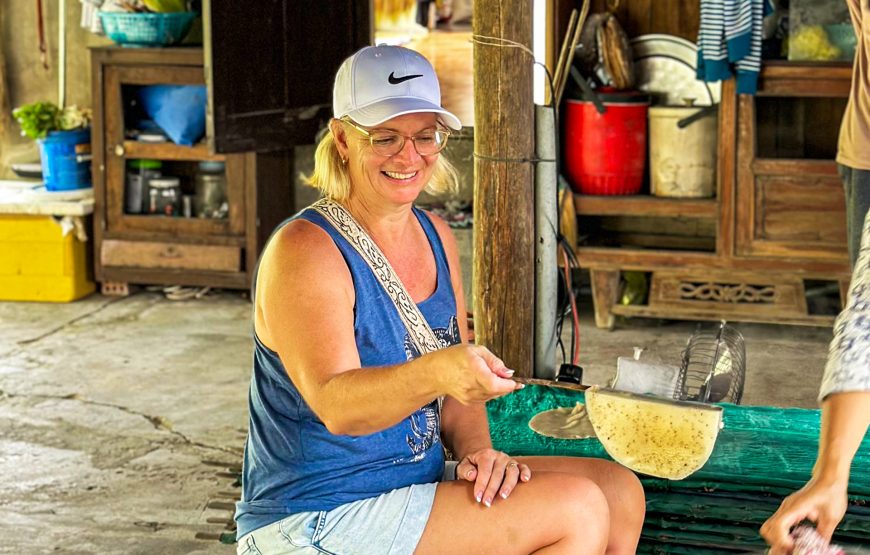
top-left (677, 281), bottom-right (777, 304)
top-left (649, 272), bottom-right (807, 318)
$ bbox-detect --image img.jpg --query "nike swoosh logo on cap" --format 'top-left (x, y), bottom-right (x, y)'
top-left (388, 72), bottom-right (423, 85)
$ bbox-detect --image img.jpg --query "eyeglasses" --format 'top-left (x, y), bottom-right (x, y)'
top-left (341, 118), bottom-right (451, 156)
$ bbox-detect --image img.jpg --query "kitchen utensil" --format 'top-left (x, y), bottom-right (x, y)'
top-left (573, 12), bottom-right (604, 77)
top-left (552, 8), bottom-right (579, 104)
top-left (11, 162), bottom-right (43, 179)
top-left (516, 377), bottom-right (587, 392)
top-left (554, 0), bottom-right (590, 105)
top-left (36, 0), bottom-right (48, 69)
top-left (597, 13), bottom-right (634, 89)
top-left (676, 103), bottom-right (718, 128)
top-left (631, 34), bottom-right (720, 106)
top-left (585, 386), bottom-right (724, 480)
top-left (569, 66), bottom-right (606, 114)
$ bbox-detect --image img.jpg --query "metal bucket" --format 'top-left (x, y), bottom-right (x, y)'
top-left (648, 106), bottom-right (717, 198)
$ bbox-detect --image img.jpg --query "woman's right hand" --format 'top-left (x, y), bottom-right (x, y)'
top-left (432, 344), bottom-right (522, 404)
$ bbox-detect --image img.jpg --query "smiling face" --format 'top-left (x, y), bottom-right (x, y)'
top-left (332, 112), bottom-right (441, 207)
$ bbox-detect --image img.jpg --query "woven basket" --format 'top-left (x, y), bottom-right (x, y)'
top-left (98, 12), bottom-right (196, 48)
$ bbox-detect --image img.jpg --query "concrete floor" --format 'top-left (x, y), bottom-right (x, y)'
top-left (0, 290), bottom-right (836, 554)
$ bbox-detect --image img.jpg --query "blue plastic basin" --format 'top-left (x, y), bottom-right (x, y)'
top-left (38, 128), bottom-right (92, 191)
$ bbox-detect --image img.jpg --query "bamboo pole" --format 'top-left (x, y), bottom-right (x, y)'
top-left (472, 0), bottom-right (535, 376)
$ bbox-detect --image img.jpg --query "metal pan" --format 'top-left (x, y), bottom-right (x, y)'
top-left (631, 33), bottom-right (721, 107)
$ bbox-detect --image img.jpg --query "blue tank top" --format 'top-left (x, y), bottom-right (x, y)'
top-left (235, 206), bottom-right (458, 538)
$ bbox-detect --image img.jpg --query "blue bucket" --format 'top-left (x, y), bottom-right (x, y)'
top-left (38, 128), bottom-right (92, 191)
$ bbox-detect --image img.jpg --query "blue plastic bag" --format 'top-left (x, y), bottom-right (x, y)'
top-left (138, 85), bottom-right (207, 146)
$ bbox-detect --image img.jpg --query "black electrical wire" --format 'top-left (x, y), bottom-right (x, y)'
top-left (556, 264), bottom-right (573, 363)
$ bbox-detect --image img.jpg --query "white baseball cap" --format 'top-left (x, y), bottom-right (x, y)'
top-left (333, 45), bottom-right (462, 130)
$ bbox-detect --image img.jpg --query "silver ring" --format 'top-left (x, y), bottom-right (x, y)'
top-left (507, 461), bottom-right (519, 468)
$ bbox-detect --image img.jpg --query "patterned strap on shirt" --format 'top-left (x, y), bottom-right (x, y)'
top-left (310, 198), bottom-right (442, 355)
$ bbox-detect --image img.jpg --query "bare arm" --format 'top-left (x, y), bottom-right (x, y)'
top-left (428, 215), bottom-right (495, 456)
top-left (815, 391), bottom-right (870, 490)
top-left (761, 391), bottom-right (870, 553)
top-left (429, 214), bottom-right (532, 505)
top-left (255, 219), bottom-right (518, 436)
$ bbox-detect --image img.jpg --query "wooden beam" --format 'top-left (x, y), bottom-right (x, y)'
top-left (575, 196), bottom-right (717, 218)
top-left (472, 0), bottom-right (535, 376)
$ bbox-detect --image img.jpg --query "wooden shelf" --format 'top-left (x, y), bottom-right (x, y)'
top-left (610, 304), bottom-right (836, 327)
top-left (760, 60), bottom-right (852, 79)
top-left (102, 228), bottom-right (245, 246)
top-left (757, 61), bottom-right (852, 98)
top-left (122, 141), bottom-right (225, 162)
top-left (99, 266), bottom-right (248, 290)
top-left (574, 195), bottom-right (717, 218)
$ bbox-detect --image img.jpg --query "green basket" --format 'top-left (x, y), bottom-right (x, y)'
top-left (98, 12), bottom-right (196, 48)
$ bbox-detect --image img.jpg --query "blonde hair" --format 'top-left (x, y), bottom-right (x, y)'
top-left (302, 122), bottom-right (460, 202)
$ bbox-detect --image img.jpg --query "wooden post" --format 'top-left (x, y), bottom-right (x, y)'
top-left (472, 0), bottom-right (535, 375)
top-left (590, 268), bottom-right (620, 330)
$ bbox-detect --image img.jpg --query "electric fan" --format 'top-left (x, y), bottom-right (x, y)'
top-left (676, 321), bottom-right (746, 404)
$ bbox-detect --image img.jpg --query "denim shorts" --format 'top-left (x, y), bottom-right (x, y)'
top-left (237, 462), bottom-right (458, 555)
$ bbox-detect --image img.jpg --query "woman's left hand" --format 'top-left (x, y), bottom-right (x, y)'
top-left (455, 449), bottom-right (531, 507)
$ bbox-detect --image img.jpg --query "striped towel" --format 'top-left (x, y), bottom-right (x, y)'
top-left (697, 0), bottom-right (771, 95)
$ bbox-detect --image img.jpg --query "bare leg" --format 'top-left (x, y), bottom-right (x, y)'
top-left (415, 471), bottom-right (610, 554)
top-left (518, 457), bottom-right (646, 555)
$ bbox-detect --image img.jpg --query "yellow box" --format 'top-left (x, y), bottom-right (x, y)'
top-left (0, 214), bottom-right (95, 302)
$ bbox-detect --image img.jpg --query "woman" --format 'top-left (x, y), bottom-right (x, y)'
top-left (235, 45), bottom-right (645, 554)
top-left (761, 210), bottom-right (870, 554)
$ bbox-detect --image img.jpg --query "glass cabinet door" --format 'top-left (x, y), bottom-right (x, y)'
top-left (101, 63), bottom-right (245, 240)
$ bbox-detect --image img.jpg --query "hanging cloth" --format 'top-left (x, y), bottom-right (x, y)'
top-left (697, 0), bottom-right (772, 94)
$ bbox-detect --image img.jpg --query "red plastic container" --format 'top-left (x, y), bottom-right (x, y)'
top-left (563, 91), bottom-right (649, 195)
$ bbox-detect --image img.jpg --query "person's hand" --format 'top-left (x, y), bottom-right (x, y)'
top-left (760, 477), bottom-right (848, 554)
top-left (455, 448), bottom-right (531, 507)
top-left (433, 344), bottom-right (522, 404)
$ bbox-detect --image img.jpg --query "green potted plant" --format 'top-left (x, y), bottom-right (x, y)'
top-left (12, 102), bottom-right (93, 191)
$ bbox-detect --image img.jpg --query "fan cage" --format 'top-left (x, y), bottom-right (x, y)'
top-left (677, 321), bottom-right (746, 404)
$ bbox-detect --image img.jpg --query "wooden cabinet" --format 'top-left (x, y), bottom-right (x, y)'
top-left (578, 62), bottom-right (853, 328)
top-left (735, 63), bottom-right (852, 262)
top-left (90, 3), bottom-right (370, 292)
top-left (91, 47), bottom-right (293, 291)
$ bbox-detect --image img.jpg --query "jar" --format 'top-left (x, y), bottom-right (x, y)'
top-left (125, 159), bottom-right (161, 214)
top-left (148, 177), bottom-right (182, 216)
top-left (194, 161), bottom-right (227, 218)
top-left (648, 105), bottom-right (717, 198)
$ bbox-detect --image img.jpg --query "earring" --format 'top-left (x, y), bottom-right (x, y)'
top-left (341, 157), bottom-right (347, 165)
